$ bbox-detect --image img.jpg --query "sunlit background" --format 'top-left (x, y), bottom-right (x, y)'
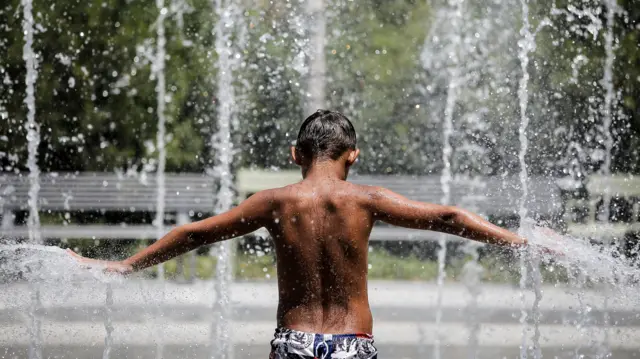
top-left (1, 0), bottom-right (640, 358)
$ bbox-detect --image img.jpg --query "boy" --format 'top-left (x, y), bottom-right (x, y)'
top-left (70, 110), bottom-right (527, 358)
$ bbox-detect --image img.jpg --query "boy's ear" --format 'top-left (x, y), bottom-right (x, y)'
top-left (291, 146), bottom-right (303, 165)
top-left (346, 149), bottom-right (360, 166)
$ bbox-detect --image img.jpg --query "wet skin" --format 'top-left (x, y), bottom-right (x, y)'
top-left (69, 152), bottom-right (526, 335)
top-left (266, 179), bottom-right (380, 334)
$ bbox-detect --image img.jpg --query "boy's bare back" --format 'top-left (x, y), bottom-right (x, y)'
top-left (266, 178), bottom-right (377, 334)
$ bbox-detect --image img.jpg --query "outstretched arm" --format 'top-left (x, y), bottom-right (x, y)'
top-left (369, 187), bottom-right (526, 247)
top-left (69, 190), bottom-right (275, 273)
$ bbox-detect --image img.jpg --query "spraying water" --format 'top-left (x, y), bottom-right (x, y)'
top-left (457, 180), bottom-right (489, 357)
top-left (0, 244), bottom-right (123, 285)
top-left (571, 269), bottom-right (591, 357)
top-left (517, 0), bottom-right (533, 356)
top-left (517, 0), bottom-right (533, 225)
top-left (598, 1), bottom-right (617, 356)
top-left (433, 2), bottom-right (463, 358)
top-left (149, 3), bottom-right (169, 358)
top-left (210, 1), bottom-right (241, 357)
top-left (518, 252), bottom-right (528, 359)
top-left (103, 283), bottom-right (114, 359)
top-left (462, 241), bottom-right (483, 359)
top-left (521, 225), bottom-right (640, 290)
top-left (1, 0), bottom-right (637, 358)
top-left (434, 78), bottom-right (455, 359)
top-left (1, 245), bottom-right (125, 358)
top-left (518, 225), bottom-right (640, 358)
top-left (529, 254), bottom-right (543, 359)
top-left (599, 1), bottom-right (616, 222)
top-left (20, 0), bottom-right (42, 356)
top-left (26, 280), bottom-right (42, 359)
top-left (22, 8), bottom-right (40, 247)
top-left (306, 0), bottom-right (326, 112)
top-left (153, 0), bottom-right (168, 282)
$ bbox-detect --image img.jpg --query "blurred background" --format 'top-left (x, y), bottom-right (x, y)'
top-left (1, 0), bottom-right (640, 358)
top-left (0, 0), bottom-right (638, 279)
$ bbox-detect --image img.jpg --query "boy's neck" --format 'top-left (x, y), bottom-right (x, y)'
top-left (302, 160), bottom-right (349, 181)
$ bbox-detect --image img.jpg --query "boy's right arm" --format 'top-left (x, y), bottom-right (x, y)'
top-left (69, 190), bottom-right (275, 273)
top-left (368, 187), bottom-right (526, 247)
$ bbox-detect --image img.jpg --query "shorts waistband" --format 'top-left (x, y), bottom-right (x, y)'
top-left (274, 327), bottom-right (374, 340)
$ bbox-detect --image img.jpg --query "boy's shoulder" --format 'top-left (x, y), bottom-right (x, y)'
top-left (251, 179), bottom-right (377, 196)
top-left (262, 180), bottom-right (387, 203)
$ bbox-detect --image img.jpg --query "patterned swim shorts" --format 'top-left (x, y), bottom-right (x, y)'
top-left (269, 327), bottom-right (378, 359)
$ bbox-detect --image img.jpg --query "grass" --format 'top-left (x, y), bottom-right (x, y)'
top-left (155, 251), bottom-right (278, 280)
top-left (152, 248), bottom-right (445, 281)
top-left (147, 247), bottom-right (569, 284)
top-left (366, 249), bottom-right (439, 280)
top-left (59, 239), bottom-right (571, 284)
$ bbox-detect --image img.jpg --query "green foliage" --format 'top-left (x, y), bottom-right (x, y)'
top-left (527, 0), bottom-right (640, 175)
top-left (325, 0), bottom-right (437, 174)
top-left (0, 0), bottom-right (638, 177)
top-left (0, 0), bottom-right (213, 172)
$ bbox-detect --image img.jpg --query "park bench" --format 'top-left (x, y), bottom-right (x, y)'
top-left (564, 174), bottom-right (640, 241)
top-left (0, 169), bottom-right (563, 242)
top-left (0, 171), bottom-right (214, 238)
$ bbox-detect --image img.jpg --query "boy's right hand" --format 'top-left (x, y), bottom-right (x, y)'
top-left (66, 249), bottom-right (134, 275)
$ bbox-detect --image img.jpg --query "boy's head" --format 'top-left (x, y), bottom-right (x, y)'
top-left (292, 110), bottom-right (359, 167)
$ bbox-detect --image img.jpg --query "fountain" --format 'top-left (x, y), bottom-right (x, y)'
top-left (153, 0), bottom-right (168, 282)
top-left (422, 1), bottom-right (464, 358)
top-left (20, 0), bottom-right (42, 357)
top-left (517, 0), bottom-right (533, 357)
top-left (516, 1), bottom-right (553, 356)
top-left (421, 1), bottom-right (508, 357)
top-left (599, 2), bottom-right (617, 355)
top-left (306, 0), bottom-right (326, 112)
top-left (209, 0), bottom-right (244, 357)
top-left (102, 282), bottom-right (114, 359)
top-left (461, 238), bottom-right (484, 359)
top-left (151, 1), bottom-right (168, 357)
top-left (1, 0), bottom-right (639, 358)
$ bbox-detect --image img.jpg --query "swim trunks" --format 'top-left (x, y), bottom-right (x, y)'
top-left (269, 327), bottom-right (378, 359)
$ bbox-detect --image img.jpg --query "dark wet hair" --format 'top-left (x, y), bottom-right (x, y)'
top-left (295, 110), bottom-right (357, 161)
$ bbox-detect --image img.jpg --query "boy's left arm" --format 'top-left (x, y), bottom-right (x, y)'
top-left (368, 187), bottom-right (527, 248)
top-left (68, 190), bottom-right (275, 274)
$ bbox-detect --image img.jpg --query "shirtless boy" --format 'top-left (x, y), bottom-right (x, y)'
top-left (70, 110), bottom-right (527, 358)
